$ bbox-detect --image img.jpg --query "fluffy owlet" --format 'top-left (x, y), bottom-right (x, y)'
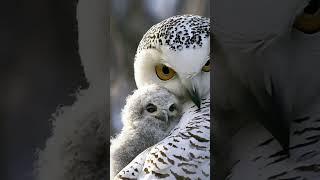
top-left (110, 84), bottom-right (182, 178)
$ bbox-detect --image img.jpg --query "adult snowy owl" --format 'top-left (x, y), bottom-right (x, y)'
top-left (114, 14), bottom-right (211, 179)
top-left (110, 84), bottom-right (182, 178)
top-left (134, 14), bottom-right (210, 106)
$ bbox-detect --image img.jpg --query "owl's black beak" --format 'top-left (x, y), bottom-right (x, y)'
top-left (188, 88), bottom-right (201, 108)
top-left (182, 77), bottom-right (202, 108)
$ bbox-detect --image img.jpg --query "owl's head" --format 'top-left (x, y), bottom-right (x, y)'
top-left (134, 15), bottom-right (210, 107)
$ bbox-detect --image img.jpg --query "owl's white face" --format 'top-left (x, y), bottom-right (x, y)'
top-left (134, 15), bottom-right (210, 107)
top-left (134, 42), bottom-right (210, 107)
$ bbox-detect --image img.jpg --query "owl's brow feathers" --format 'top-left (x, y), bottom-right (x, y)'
top-left (137, 14), bottom-right (210, 53)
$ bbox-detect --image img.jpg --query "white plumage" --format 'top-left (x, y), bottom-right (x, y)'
top-left (114, 14), bottom-right (211, 179)
top-left (134, 15), bottom-right (210, 104)
top-left (115, 98), bottom-right (210, 179)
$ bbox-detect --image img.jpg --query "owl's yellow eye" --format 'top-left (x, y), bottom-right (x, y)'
top-left (155, 64), bottom-right (176, 81)
top-left (202, 60), bottom-right (210, 72)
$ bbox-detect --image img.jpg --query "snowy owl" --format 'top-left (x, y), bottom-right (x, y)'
top-left (115, 14), bottom-right (211, 179)
top-left (110, 84), bottom-right (182, 178)
top-left (134, 14), bottom-right (210, 107)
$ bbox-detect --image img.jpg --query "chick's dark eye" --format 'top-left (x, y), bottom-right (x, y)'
top-left (146, 103), bottom-right (157, 113)
top-left (169, 104), bottom-right (176, 112)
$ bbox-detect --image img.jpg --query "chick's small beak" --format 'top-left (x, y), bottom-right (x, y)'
top-left (155, 110), bottom-right (168, 122)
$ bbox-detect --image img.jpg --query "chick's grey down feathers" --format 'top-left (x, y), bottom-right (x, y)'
top-left (115, 97), bottom-right (210, 179)
top-left (110, 84), bottom-right (181, 178)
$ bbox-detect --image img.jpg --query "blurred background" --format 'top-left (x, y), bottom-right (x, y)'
top-left (110, 0), bottom-right (210, 137)
top-left (2, 0), bottom-right (87, 179)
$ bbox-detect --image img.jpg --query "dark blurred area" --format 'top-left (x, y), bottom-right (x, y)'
top-left (2, 0), bottom-right (87, 179)
top-left (110, 0), bottom-right (210, 137)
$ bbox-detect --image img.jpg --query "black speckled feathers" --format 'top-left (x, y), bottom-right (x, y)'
top-left (137, 14), bottom-right (210, 53)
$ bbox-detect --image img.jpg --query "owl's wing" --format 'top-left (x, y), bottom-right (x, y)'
top-left (114, 147), bottom-right (152, 179)
top-left (115, 97), bottom-right (210, 179)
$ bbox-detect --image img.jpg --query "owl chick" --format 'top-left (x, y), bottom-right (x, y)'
top-left (110, 84), bottom-right (182, 178)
